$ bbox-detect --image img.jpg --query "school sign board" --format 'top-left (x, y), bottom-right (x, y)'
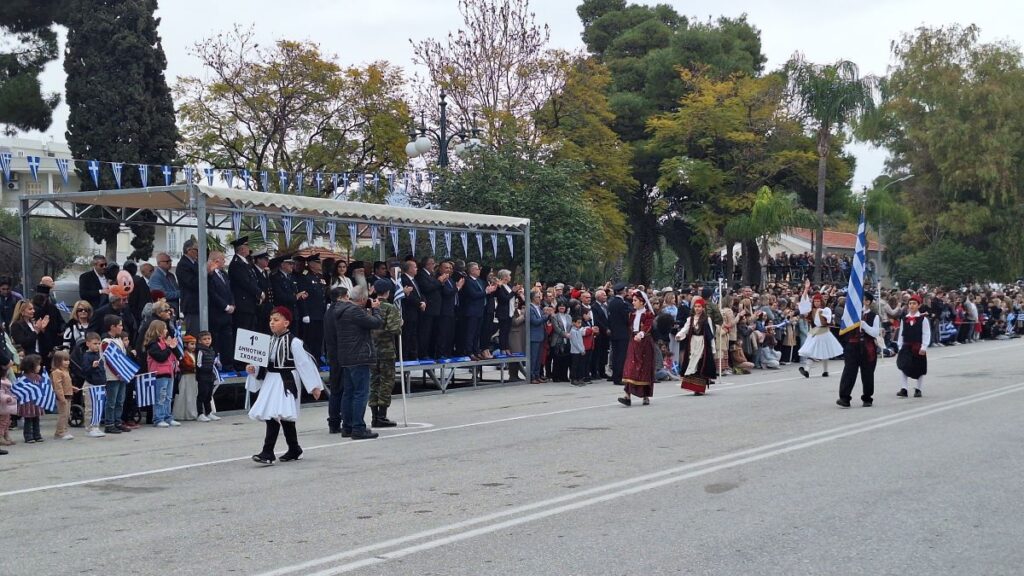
top-left (234, 329), bottom-right (271, 367)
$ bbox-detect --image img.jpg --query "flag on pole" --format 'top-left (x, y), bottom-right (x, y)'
top-left (88, 386), bottom-right (106, 427)
top-left (26, 155), bottom-right (40, 182)
top-left (57, 158), bottom-right (71, 186)
top-left (0, 152), bottom-right (11, 181)
top-left (281, 215), bottom-right (293, 245)
top-left (840, 210), bottom-right (868, 335)
top-left (135, 372), bottom-right (157, 407)
top-left (204, 167), bottom-right (214, 186)
top-left (88, 160), bottom-right (101, 187)
top-left (392, 266), bottom-right (405, 309)
top-left (102, 343), bottom-right (140, 382)
top-left (231, 211), bottom-right (242, 237)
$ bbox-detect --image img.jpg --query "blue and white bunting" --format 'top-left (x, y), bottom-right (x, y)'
top-left (388, 173), bottom-right (395, 193)
top-left (88, 160), bottom-right (101, 187)
top-left (389, 226), bottom-right (399, 256)
top-left (444, 231), bottom-right (453, 257)
top-left (507, 234), bottom-right (514, 259)
top-left (428, 229), bottom-right (437, 255)
top-left (409, 229), bottom-right (417, 257)
top-left (112, 162), bottom-right (124, 188)
top-left (305, 218), bottom-right (315, 245)
top-left (281, 215), bottom-right (293, 246)
top-left (260, 170), bottom-right (269, 192)
top-left (326, 221), bottom-right (337, 245)
top-left (840, 210), bottom-right (868, 335)
top-left (204, 168), bottom-right (214, 186)
top-left (240, 169), bottom-right (250, 189)
top-left (88, 385), bottom-right (106, 427)
top-left (184, 166), bottom-right (194, 184)
top-left (26, 155), bottom-right (40, 182)
top-left (370, 225), bottom-right (379, 249)
top-left (296, 171), bottom-right (304, 194)
top-left (0, 152), bottom-right (12, 181)
top-left (491, 233), bottom-right (498, 256)
top-left (348, 223), bottom-right (358, 249)
top-left (162, 165), bottom-right (173, 186)
top-left (138, 164), bottom-right (149, 187)
top-left (460, 232), bottom-right (469, 256)
top-left (331, 173), bottom-right (339, 195)
top-left (278, 169), bottom-right (288, 193)
top-left (314, 172), bottom-right (323, 192)
top-left (359, 173), bottom-right (366, 191)
top-left (342, 172), bottom-right (349, 193)
top-left (231, 211), bottom-right (242, 237)
top-left (475, 233), bottom-right (483, 257)
top-left (57, 158), bottom-right (71, 186)
top-left (103, 343), bottom-right (140, 382)
top-left (135, 372), bottom-right (157, 407)
top-left (223, 169), bottom-right (234, 188)
top-left (259, 214), bottom-right (268, 242)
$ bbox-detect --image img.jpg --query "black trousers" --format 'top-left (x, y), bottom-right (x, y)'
top-left (304, 320), bottom-right (324, 364)
top-left (260, 418), bottom-right (299, 457)
top-left (591, 334), bottom-right (609, 377)
top-left (435, 316), bottom-right (456, 358)
top-left (196, 380), bottom-right (214, 416)
top-left (610, 339), bottom-right (629, 385)
top-left (418, 315), bottom-right (437, 360)
top-left (497, 317), bottom-right (512, 350)
top-left (402, 321), bottom-right (420, 360)
top-left (571, 354), bottom-right (588, 381)
top-left (838, 341), bottom-right (877, 402)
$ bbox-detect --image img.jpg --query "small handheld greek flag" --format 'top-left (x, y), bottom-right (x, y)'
top-left (12, 374), bottom-right (55, 412)
top-left (135, 372), bottom-right (157, 407)
top-left (88, 385), bottom-right (106, 427)
top-left (57, 301), bottom-right (71, 313)
top-left (102, 343), bottom-right (140, 382)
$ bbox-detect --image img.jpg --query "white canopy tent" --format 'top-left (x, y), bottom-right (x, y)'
top-left (18, 184), bottom-right (533, 377)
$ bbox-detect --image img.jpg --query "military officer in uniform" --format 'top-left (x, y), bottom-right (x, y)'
top-left (229, 237), bottom-right (265, 367)
top-left (296, 253), bottom-right (328, 363)
top-left (253, 252), bottom-right (273, 332)
top-left (370, 279), bottom-right (402, 427)
top-left (270, 256), bottom-right (299, 323)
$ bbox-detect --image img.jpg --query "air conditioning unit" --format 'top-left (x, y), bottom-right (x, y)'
top-left (6, 181), bottom-right (20, 191)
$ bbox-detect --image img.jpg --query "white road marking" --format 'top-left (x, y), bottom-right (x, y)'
top-left (260, 381), bottom-right (1024, 576)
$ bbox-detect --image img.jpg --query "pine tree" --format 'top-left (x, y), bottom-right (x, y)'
top-left (64, 0), bottom-right (178, 260)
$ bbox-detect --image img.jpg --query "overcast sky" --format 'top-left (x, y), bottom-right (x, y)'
top-left (23, 0), bottom-right (1023, 190)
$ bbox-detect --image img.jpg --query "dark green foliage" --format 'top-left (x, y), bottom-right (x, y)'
top-left (64, 0), bottom-right (178, 260)
top-left (0, 0), bottom-right (66, 134)
top-left (897, 240), bottom-right (992, 288)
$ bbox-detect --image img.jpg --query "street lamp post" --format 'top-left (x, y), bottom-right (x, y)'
top-left (874, 173), bottom-right (914, 296)
top-left (406, 89), bottom-right (482, 168)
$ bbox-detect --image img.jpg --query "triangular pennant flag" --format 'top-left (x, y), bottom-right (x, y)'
top-left (359, 173), bottom-right (366, 192)
top-left (260, 170), bottom-right (269, 192)
top-left (281, 214), bottom-right (293, 245)
top-left (203, 168), bottom-right (214, 186)
top-left (348, 223), bottom-right (358, 250)
top-left (231, 212), bottom-right (242, 237)
top-left (388, 173), bottom-right (395, 193)
top-left (475, 233), bottom-right (483, 257)
top-left (223, 169), bottom-right (234, 188)
top-left (491, 233), bottom-right (498, 256)
top-left (0, 152), bottom-right (12, 181)
top-left (88, 160), bottom-right (101, 187)
top-left (240, 169), bottom-right (250, 189)
top-left (460, 232), bottom-right (469, 256)
top-left (259, 214), bottom-right (268, 242)
top-left (507, 234), bottom-right (514, 259)
top-left (331, 173), bottom-right (339, 195)
top-left (314, 172), bottom-right (323, 193)
top-left (374, 172), bottom-right (380, 193)
top-left (278, 169), bottom-right (288, 192)
top-left (56, 158), bottom-right (70, 186)
top-left (389, 226), bottom-right (399, 256)
top-left (296, 171), bottom-right (304, 194)
top-left (26, 156), bottom-right (40, 182)
top-left (138, 164), bottom-right (149, 187)
top-left (184, 166), bottom-right (194, 183)
top-left (409, 229), bottom-right (417, 257)
top-left (342, 172), bottom-right (349, 193)
top-left (162, 165), bottom-right (172, 186)
top-left (370, 225), bottom-right (379, 249)
top-left (444, 231), bottom-right (453, 258)
top-left (428, 229), bottom-right (437, 255)
top-left (112, 162), bottom-right (124, 188)
top-left (305, 218), bottom-right (314, 245)
top-left (326, 221), bottom-right (337, 245)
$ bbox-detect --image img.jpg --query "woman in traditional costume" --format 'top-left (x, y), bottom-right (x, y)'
top-left (246, 307), bottom-right (323, 464)
top-left (676, 296), bottom-right (717, 395)
top-left (896, 294), bottom-right (929, 398)
top-left (797, 279), bottom-right (843, 378)
top-left (619, 291), bottom-right (656, 406)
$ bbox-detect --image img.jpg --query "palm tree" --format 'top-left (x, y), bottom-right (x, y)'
top-left (725, 186), bottom-right (818, 286)
top-left (786, 54), bottom-right (875, 282)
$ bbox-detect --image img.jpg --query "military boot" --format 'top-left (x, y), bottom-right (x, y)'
top-left (375, 406), bottom-right (397, 427)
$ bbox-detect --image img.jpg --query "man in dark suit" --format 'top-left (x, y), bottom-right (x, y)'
top-left (206, 251), bottom-right (235, 365)
top-left (528, 289), bottom-right (550, 383)
top-left (399, 259), bottom-right (424, 359)
top-left (296, 253), bottom-right (327, 362)
top-left (416, 257), bottom-right (442, 360)
top-left (228, 237), bottom-right (264, 347)
top-left (434, 260), bottom-right (462, 359)
top-left (459, 262), bottom-right (495, 360)
top-left (79, 255), bottom-right (110, 310)
top-left (607, 282), bottom-right (631, 386)
top-left (591, 288), bottom-right (611, 379)
top-left (270, 256), bottom-right (298, 319)
top-left (177, 240), bottom-right (201, 335)
top-left (253, 252), bottom-right (273, 330)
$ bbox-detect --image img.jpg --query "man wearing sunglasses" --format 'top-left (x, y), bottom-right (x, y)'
top-left (79, 255), bottom-right (111, 310)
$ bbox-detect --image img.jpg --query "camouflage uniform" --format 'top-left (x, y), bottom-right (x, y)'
top-left (369, 301), bottom-right (403, 408)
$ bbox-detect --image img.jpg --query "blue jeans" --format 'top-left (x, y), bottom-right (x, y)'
top-left (104, 380), bottom-right (126, 427)
top-left (153, 377), bottom-right (173, 424)
top-left (530, 340), bottom-right (542, 379)
top-left (339, 365), bottom-right (370, 432)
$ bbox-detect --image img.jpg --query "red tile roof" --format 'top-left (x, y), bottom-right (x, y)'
top-left (788, 228), bottom-right (883, 251)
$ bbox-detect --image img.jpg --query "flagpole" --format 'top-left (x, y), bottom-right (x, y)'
top-left (394, 267), bottom-right (409, 428)
top-left (717, 277), bottom-right (724, 382)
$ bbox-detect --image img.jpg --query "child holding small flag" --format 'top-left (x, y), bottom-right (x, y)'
top-left (79, 333), bottom-right (107, 437)
top-left (17, 354), bottom-right (45, 443)
top-left (51, 350), bottom-right (74, 440)
top-left (143, 320), bottom-right (182, 428)
top-left (100, 315), bottom-right (132, 434)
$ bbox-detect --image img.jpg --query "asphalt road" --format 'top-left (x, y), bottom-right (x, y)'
top-left (3, 339), bottom-right (1023, 576)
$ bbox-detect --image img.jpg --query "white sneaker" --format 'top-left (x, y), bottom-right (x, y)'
top-left (87, 429), bottom-right (106, 438)
top-left (207, 413), bottom-right (221, 421)
top-left (61, 434), bottom-right (74, 440)
top-left (156, 421), bottom-right (170, 428)
top-left (196, 414), bottom-right (210, 422)
top-left (169, 420), bottom-right (182, 427)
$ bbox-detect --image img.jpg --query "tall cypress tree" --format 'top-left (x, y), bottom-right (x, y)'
top-left (64, 0), bottom-right (178, 260)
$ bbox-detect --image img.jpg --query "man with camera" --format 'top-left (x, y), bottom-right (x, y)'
top-left (328, 285), bottom-right (384, 439)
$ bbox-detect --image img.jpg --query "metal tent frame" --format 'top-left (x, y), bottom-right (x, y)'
top-left (18, 183), bottom-right (533, 380)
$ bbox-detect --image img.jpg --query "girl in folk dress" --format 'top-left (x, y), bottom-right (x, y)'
top-left (246, 307), bottom-right (323, 465)
top-left (619, 291), bottom-right (656, 406)
top-left (676, 297), bottom-right (717, 395)
top-left (797, 280), bottom-right (843, 378)
top-left (897, 294), bottom-right (930, 398)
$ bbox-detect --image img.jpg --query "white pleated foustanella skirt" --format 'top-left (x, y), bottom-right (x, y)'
top-left (246, 372), bottom-right (302, 422)
top-left (798, 329), bottom-right (844, 361)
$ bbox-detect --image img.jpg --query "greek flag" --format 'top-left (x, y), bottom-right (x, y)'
top-left (712, 282), bottom-right (721, 305)
top-left (305, 218), bottom-right (314, 245)
top-left (314, 172), bottom-right (323, 192)
top-left (135, 372), bottom-right (156, 407)
top-left (296, 171), bottom-right (304, 194)
top-left (507, 234), bottom-right (514, 258)
top-left (102, 343), bottom-right (140, 382)
top-left (260, 170), bottom-right (269, 192)
top-left (138, 164), bottom-right (149, 187)
top-left (88, 386), bottom-right (106, 427)
top-left (358, 173), bottom-right (365, 191)
top-left (57, 158), bottom-right (70, 186)
top-left (162, 165), bottom-right (173, 186)
top-left (240, 169), bottom-right (251, 189)
top-left (26, 155), bottom-right (40, 182)
top-left (232, 211), bottom-right (242, 237)
top-left (56, 301), bottom-right (70, 313)
top-left (429, 229), bottom-right (437, 254)
top-left (388, 172), bottom-right (395, 192)
top-left (409, 229), bottom-right (417, 257)
top-left (278, 169), bottom-right (288, 192)
top-left (342, 172), bottom-right (350, 193)
top-left (184, 166), bottom-right (194, 183)
top-left (840, 210), bottom-right (868, 335)
top-left (389, 226), bottom-right (399, 256)
top-left (392, 268), bottom-right (405, 308)
top-left (0, 152), bottom-right (11, 181)
top-left (259, 214), bottom-right (268, 241)
top-left (331, 173), bottom-right (339, 195)
top-left (223, 169), bottom-right (234, 188)
top-left (491, 233), bottom-right (498, 256)
top-left (326, 221), bottom-right (337, 245)
top-left (348, 223), bottom-right (358, 249)
top-left (460, 232), bottom-right (469, 256)
top-left (204, 167), bottom-right (215, 186)
top-left (445, 231), bottom-right (453, 257)
top-left (282, 215), bottom-right (293, 245)
top-left (11, 377), bottom-right (38, 404)
top-left (38, 372), bottom-right (57, 411)
top-left (214, 355), bottom-right (224, 383)
top-left (112, 162), bottom-right (124, 188)
top-left (13, 374), bottom-right (55, 412)
top-left (370, 225), bottom-right (379, 249)
top-left (88, 160), bottom-right (101, 187)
